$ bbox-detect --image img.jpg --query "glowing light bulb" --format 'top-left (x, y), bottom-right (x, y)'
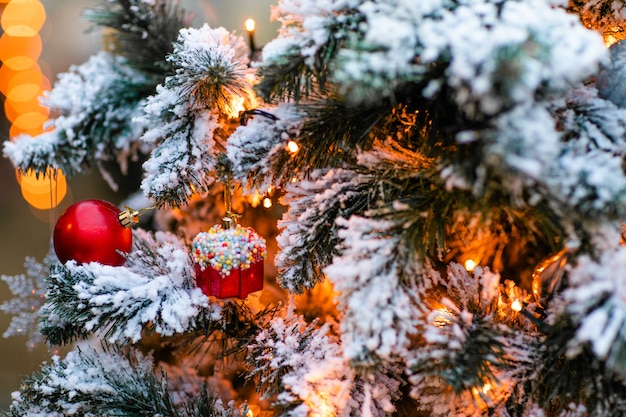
top-left (263, 197), bottom-right (272, 208)
top-left (245, 19), bottom-right (256, 52)
top-left (511, 299), bottom-right (523, 312)
top-left (245, 19), bottom-right (255, 32)
top-left (287, 140), bottom-right (299, 153)
top-left (464, 259), bottom-right (477, 272)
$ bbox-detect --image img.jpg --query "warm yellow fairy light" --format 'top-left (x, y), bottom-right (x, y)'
top-left (310, 399), bottom-right (334, 417)
top-left (263, 197), bottom-right (272, 208)
top-left (482, 383), bottom-right (492, 394)
top-left (227, 96), bottom-right (245, 119)
top-left (511, 299), bottom-right (523, 312)
top-left (245, 18), bottom-right (255, 32)
top-left (464, 259), bottom-right (477, 272)
top-left (287, 140), bottom-right (299, 153)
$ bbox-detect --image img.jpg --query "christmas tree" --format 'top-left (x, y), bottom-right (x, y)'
top-left (3, 0), bottom-right (626, 415)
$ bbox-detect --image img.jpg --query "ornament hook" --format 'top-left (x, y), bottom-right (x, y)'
top-left (118, 206), bottom-right (155, 228)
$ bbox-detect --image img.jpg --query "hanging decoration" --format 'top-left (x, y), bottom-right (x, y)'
top-left (53, 199), bottom-right (133, 266)
top-left (192, 222), bottom-right (266, 299)
top-left (191, 165), bottom-right (266, 299)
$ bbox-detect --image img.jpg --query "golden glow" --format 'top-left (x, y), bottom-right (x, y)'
top-left (511, 299), bottom-right (523, 312)
top-left (464, 259), bottom-right (477, 272)
top-left (287, 140), bottom-right (299, 154)
top-left (249, 191), bottom-right (263, 207)
top-left (0, 33), bottom-right (42, 70)
top-left (245, 18), bottom-right (255, 32)
top-left (1, 0), bottom-right (46, 37)
top-left (227, 96), bottom-right (245, 119)
top-left (308, 396), bottom-right (335, 417)
top-left (263, 197), bottom-right (273, 208)
top-left (19, 168), bottom-right (67, 210)
top-left (432, 307), bottom-right (452, 328)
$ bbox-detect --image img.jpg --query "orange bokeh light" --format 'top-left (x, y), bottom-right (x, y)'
top-left (5, 94), bottom-right (49, 121)
top-left (1, 0), bottom-right (46, 37)
top-left (0, 33), bottom-right (42, 70)
top-left (19, 168), bottom-right (67, 210)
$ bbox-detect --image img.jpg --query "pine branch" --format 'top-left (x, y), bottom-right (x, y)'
top-left (141, 112), bottom-right (219, 208)
top-left (533, 316), bottom-right (626, 417)
top-left (287, 97), bottom-right (391, 173)
top-left (139, 25), bottom-right (252, 208)
top-left (39, 230), bottom-right (214, 345)
top-left (83, 0), bottom-right (192, 77)
top-left (0, 252), bottom-right (55, 349)
top-left (247, 314), bottom-right (404, 416)
top-left (3, 52), bottom-right (150, 177)
top-left (245, 315), bottom-right (323, 398)
top-left (4, 346), bottom-right (247, 417)
top-left (276, 168), bottom-right (382, 293)
top-left (407, 263), bottom-right (538, 416)
top-left (256, 50), bottom-right (319, 103)
top-left (186, 301), bottom-right (282, 360)
top-left (228, 105), bottom-right (299, 193)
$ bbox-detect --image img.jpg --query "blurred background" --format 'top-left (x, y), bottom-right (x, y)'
top-left (0, 0), bottom-right (279, 409)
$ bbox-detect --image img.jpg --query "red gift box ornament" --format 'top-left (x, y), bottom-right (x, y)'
top-left (192, 223), bottom-right (267, 299)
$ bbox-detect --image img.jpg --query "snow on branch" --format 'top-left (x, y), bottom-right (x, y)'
top-left (276, 168), bottom-right (381, 293)
top-left (247, 315), bottom-right (401, 416)
top-left (227, 104), bottom-right (301, 194)
top-left (3, 52), bottom-right (149, 178)
top-left (543, 87), bottom-right (626, 219)
top-left (324, 213), bottom-right (423, 366)
top-left (0, 252), bottom-right (56, 349)
top-left (407, 263), bottom-right (536, 415)
top-left (139, 25), bottom-right (253, 207)
top-left (276, 139), bottom-right (434, 294)
top-left (40, 229), bottom-right (215, 345)
top-left (5, 346), bottom-right (248, 417)
top-left (558, 226), bottom-right (626, 377)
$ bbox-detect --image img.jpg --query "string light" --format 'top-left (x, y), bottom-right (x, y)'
top-left (245, 18), bottom-right (256, 53)
top-left (464, 258), bottom-right (477, 272)
top-left (287, 140), bottom-right (299, 153)
top-left (511, 299), bottom-right (523, 312)
top-left (262, 197), bottom-right (272, 208)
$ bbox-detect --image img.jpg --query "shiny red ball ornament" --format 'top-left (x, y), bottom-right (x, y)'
top-left (53, 199), bottom-right (132, 266)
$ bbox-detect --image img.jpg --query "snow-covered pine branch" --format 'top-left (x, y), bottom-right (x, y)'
top-left (0, 252), bottom-right (55, 349)
top-left (324, 213), bottom-right (423, 367)
top-left (276, 168), bottom-right (379, 294)
top-left (543, 86), bottom-right (626, 221)
top-left (83, 0), bottom-right (192, 76)
top-left (5, 346), bottom-right (249, 417)
top-left (407, 263), bottom-right (536, 416)
top-left (247, 314), bottom-right (401, 417)
top-left (557, 225), bottom-right (626, 377)
top-left (227, 104), bottom-right (301, 194)
top-left (276, 139), bottom-right (434, 294)
top-left (139, 24), bottom-right (253, 207)
top-left (40, 229), bottom-right (215, 345)
top-left (3, 52), bottom-right (150, 179)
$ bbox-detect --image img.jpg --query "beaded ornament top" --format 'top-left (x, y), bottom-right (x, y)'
top-left (192, 224), bottom-right (267, 275)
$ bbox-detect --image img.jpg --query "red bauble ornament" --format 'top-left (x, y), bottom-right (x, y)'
top-left (192, 223), bottom-right (266, 299)
top-left (53, 199), bottom-right (132, 266)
